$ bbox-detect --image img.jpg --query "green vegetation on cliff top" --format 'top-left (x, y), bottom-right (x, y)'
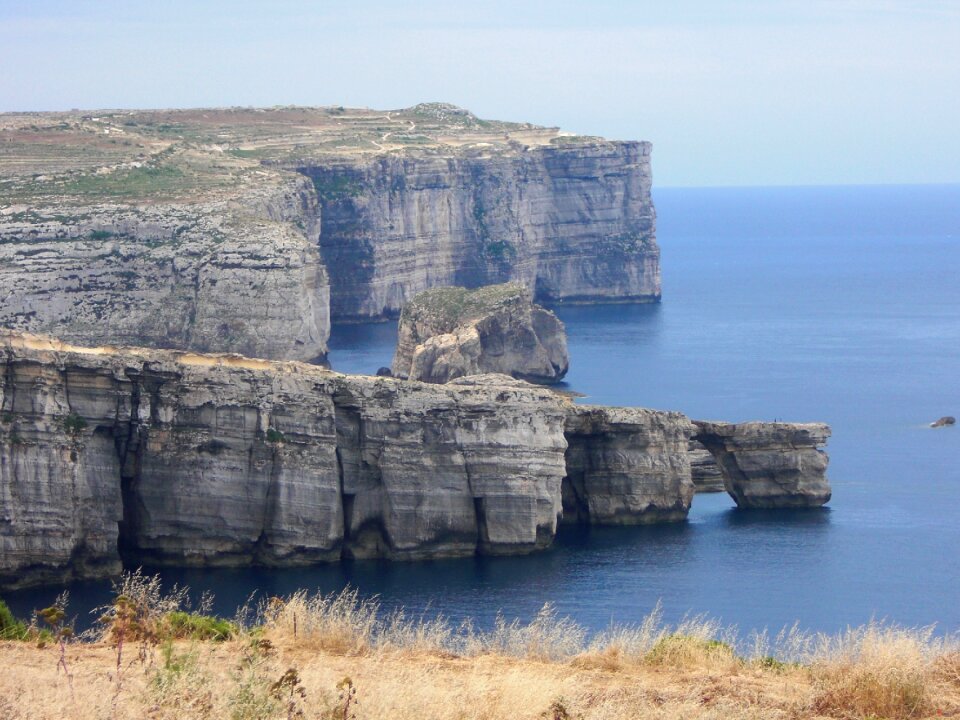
top-left (401, 283), bottom-right (529, 330)
top-left (0, 104), bottom-right (605, 207)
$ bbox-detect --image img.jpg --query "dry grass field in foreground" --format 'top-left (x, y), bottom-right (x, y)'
top-left (2, 574), bottom-right (959, 720)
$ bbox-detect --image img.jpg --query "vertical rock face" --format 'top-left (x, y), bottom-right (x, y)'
top-left (299, 141), bottom-right (659, 321)
top-left (121, 362), bottom-right (345, 567)
top-left (693, 421), bottom-right (832, 508)
top-left (391, 284), bottom-right (569, 384)
top-left (0, 333), bottom-right (569, 588)
top-left (333, 374), bottom-right (567, 559)
top-left (0, 352), bottom-right (125, 588)
top-left (562, 406), bottom-right (696, 524)
top-left (0, 174), bottom-right (331, 363)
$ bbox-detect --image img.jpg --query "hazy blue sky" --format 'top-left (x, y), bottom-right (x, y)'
top-left (2, 1), bottom-right (959, 186)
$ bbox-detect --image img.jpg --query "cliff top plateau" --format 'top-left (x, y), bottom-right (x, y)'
top-left (0, 102), bottom-right (621, 207)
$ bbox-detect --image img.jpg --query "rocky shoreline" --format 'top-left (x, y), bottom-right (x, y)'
top-left (0, 331), bottom-right (831, 591)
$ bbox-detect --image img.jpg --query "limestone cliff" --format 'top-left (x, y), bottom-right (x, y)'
top-left (0, 332), bottom-right (568, 588)
top-left (0, 150), bottom-right (330, 362)
top-left (297, 141), bottom-right (658, 321)
top-left (563, 406), bottom-right (695, 524)
top-left (391, 284), bottom-right (569, 384)
top-left (0, 332), bottom-right (832, 590)
top-left (1, 106), bottom-right (658, 360)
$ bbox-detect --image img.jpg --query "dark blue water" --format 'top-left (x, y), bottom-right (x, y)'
top-left (7, 185), bottom-right (960, 635)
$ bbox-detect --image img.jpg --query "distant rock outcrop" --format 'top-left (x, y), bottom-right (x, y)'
top-left (0, 171), bottom-right (331, 363)
top-left (931, 416), bottom-right (956, 428)
top-left (297, 138), bottom-right (660, 321)
top-left (390, 284), bottom-right (569, 384)
top-left (688, 439), bottom-right (726, 493)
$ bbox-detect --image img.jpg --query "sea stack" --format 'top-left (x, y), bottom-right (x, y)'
top-left (391, 283), bottom-right (570, 384)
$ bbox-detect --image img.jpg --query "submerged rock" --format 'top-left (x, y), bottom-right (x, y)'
top-left (391, 284), bottom-right (569, 384)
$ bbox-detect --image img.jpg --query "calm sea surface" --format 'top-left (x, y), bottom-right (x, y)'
top-left (7, 185), bottom-right (960, 635)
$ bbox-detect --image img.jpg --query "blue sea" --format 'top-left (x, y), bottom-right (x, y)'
top-left (7, 184), bottom-right (960, 636)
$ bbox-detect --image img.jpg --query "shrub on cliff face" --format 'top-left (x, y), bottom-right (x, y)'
top-left (62, 413), bottom-right (88, 436)
top-left (265, 428), bottom-right (286, 444)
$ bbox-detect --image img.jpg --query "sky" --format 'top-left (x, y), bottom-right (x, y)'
top-left (2, 0), bottom-right (959, 187)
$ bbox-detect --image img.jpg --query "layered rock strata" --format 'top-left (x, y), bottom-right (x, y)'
top-left (296, 141), bottom-right (659, 321)
top-left (1, 106), bottom-right (659, 360)
top-left (562, 406), bottom-right (695, 524)
top-left (391, 284), bottom-right (569, 384)
top-left (693, 420), bottom-right (832, 508)
top-left (0, 332), bottom-right (567, 588)
top-left (0, 170), bottom-right (330, 362)
top-left (0, 332), bottom-right (832, 590)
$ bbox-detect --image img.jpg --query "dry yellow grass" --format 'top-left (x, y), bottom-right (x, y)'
top-left (1, 581), bottom-right (959, 720)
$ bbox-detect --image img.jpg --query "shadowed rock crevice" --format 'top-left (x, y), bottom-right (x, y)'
top-left (688, 439), bottom-right (725, 493)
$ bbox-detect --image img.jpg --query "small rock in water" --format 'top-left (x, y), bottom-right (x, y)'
top-left (930, 416), bottom-right (956, 428)
top-left (375, 367), bottom-right (393, 377)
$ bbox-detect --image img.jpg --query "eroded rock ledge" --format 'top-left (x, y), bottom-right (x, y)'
top-left (0, 332), bottom-right (831, 590)
top-left (391, 284), bottom-right (569, 384)
top-left (693, 420), bottom-right (832, 508)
